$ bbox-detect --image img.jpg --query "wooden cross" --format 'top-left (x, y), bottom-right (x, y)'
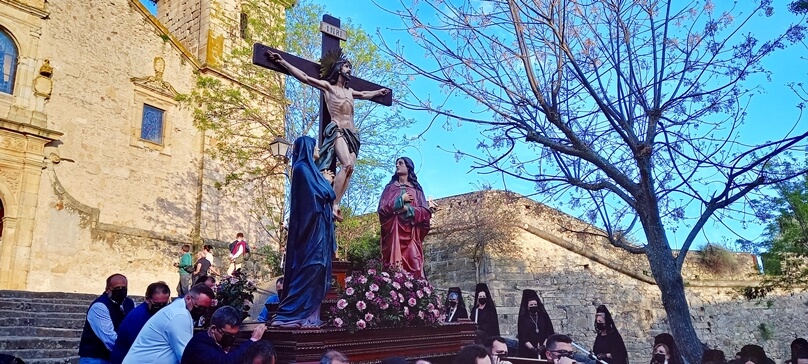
top-left (252, 15), bottom-right (393, 171)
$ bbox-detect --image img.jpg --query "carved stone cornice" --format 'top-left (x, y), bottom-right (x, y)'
top-left (0, 0), bottom-right (49, 20)
top-left (130, 57), bottom-right (178, 99)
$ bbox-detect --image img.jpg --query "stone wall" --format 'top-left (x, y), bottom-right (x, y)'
top-left (424, 190), bottom-right (806, 363)
top-left (0, 0), bottom-right (287, 292)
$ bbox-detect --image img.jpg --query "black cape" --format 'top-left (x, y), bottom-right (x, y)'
top-left (593, 305), bottom-right (628, 364)
top-left (469, 283), bottom-right (500, 337)
top-left (518, 289), bottom-right (554, 358)
top-left (444, 287), bottom-right (469, 322)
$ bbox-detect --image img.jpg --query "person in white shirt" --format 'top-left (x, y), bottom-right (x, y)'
top-left (122, 284), bottom-right (214, 364)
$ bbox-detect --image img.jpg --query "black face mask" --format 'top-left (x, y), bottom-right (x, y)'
top-left (218, 330), bottom-right (235, 348)
top-left (478, 297), bottom-right (487, 305)
top-left (529, 306), bottom-right (538, 314)
top-left (109, 288), bottom-right (127, 304)
top-left (449, 300), bottom-right (457, 307)
top-left (190, 306), bottom-right (206, 321)
top-left (596, 322), bottom-right (607, 331)
top-left (653, 354), bottom-right (667, 364)
top-left (148, 302), bottom-right (167, 315)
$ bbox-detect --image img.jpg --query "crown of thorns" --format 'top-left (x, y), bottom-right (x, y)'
top-left (319, 48), bottom-right (349, 79)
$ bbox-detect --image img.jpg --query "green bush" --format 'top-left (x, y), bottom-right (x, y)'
top-left (346, 233), bottom-right (381, 271)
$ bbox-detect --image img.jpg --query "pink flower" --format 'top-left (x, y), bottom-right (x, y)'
top-left (357, 319), bottom-right (367, 329)
top-left (404, 281), bottom-right (413, 289)
top-left (337, 299), bottom-right (348, 310)
top-left (358, 276), bottom-right (368, 284)
top-left (382, 277), bottom-right (391, 283)
top-left (345, 276), bottom-right (352, 283)
top-left (334, 318), bottom-right (343, 327)
top-left (398, 294), bottom-right (405, 303)
top-left (367, 269), bottom-right (377, 275)
top-left (418, 310), bottom-right (425, 319)
top-left (416, 290), bottom-right (424, 298)
top-left (392, 282), bottom-right (401, 290)
top-left (345, 287), bottom-right (354, 296)
top-left (408, 297), bottom-right (417, 307)
top-left (380, 302), bottom-right (389, 310)
top-left (356, 301), bottom-right (367, 311)
top-left (364, 313), bottom-right (374, 321)
top-left (395, 272), bottom-right (403, 279)
top-left (404, 307), bottom-right (409, 316)
top-left (381, 272), bottom-right (390, 278)
top-left (369, 283), bottom-right (379, 292)
top-left (427, 303), bottom-right (435, 310)
top-left (390, 290), bottom-right (397, 298)
top-left (365, 291), bottom-right (375, 300)
top-left (424, 287), bottom-right (432, 295)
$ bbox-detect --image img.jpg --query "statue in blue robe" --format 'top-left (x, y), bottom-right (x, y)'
top-left (271, 136), bottom-right (336, 328)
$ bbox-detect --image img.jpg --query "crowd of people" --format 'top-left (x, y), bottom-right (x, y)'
top-left (445, 286), bottom-right (808, 364)
top-left (76, 273), bottom-right (270, 364)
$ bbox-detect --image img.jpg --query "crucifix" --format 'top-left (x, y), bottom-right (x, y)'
top-left (252, 14), bottom-right (392, 222)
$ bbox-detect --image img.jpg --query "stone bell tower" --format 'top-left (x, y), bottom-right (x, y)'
top-left (155, 0), bottom-right (294, 67)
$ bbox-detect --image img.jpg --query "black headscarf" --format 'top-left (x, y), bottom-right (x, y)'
top-left (654, 334), bottom-right (683, 364)
top-left (470, 283), bottom-right (500, 337)
top-left (518, 289), bottom-right (555, 357)
top-left (593, 305), bottom-right (628, 364)
top-left (791, 338), bottom-right (808, 364)
top-left (444, 287), bottom-right (469, 322)
top-left (387, 157), bottom-right (423, 192)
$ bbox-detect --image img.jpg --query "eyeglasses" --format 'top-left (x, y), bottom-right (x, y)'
top-left (550, 350), bottom-right (576, 358)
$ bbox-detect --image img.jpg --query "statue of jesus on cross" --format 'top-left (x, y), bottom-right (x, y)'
top-left (268, 49), bottom-right (389, 222)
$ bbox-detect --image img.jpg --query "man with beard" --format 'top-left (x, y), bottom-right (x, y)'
top-left (469, 283), bottom-right (500, 337)
top-left (79, 273), bottom-right (136, 364)
top-left (181, 306), bottom-right (267, 364)
top-left (444, 287), bottom-right (469, 322)
top-left (109, 282), bottom-right (171, 364)
top-left (517, 289), bottom-right (554, 358)
top-left (268, 48), bottom-right (390, 222)
top-left (122, 284), bottom-right (214, 364)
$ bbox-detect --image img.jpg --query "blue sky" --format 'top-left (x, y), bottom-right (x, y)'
top-left (140, 0), bottom-right (807, 250)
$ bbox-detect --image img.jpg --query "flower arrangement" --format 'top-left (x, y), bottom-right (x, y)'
top-left (329, 260), bottom-right (444, 332)
top-left (214, 269), bottom-right (257, 320)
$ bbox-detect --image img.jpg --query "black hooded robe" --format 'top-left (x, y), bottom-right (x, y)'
top-left (518, 289), bottom-right (554, 358)
top-left (470, 283), bottom-right (500, 337)
top-left (444, 287), bottom-right (469, 323)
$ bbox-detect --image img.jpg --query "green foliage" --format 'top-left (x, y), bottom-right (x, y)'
top-left (746, 173), bottom-right (808, 296)
top-left (256, 245), bottom-right (283, 277)
top-left (757, 323), bottom-right (773, 341)
top-left (346, 233), bottom-right (382, 270)
top-left (698, 244), bottom-right (739, 275)
top-left (214, 270), bottom-right (258, 320)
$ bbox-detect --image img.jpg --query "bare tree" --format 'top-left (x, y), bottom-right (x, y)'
top-left (377, 0), bottom-right (808, 362)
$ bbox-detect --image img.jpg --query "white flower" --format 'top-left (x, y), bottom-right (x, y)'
top-left (345, 276), bottom-right (352, 283)
top-left (381, 272), bottom-right (390, 277)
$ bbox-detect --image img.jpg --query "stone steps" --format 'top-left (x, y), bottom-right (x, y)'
top-left (0, 290), bottom-right (94, 363)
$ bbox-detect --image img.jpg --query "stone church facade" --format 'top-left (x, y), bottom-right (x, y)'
top-left (0, 0), bottom-right (290, 292)
top-left (425, 190), bottom-right (807, 363)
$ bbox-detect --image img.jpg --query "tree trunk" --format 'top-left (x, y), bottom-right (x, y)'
top-left (640, 209), bottom-right (704, 364)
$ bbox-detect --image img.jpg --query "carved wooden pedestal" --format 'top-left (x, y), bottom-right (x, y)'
top-left (240, 321), bottom-right (477, 364)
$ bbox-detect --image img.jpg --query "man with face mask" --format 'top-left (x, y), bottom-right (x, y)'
top-left (122, 283), bottom-right (215, 364)
top-left (109, 282), bottom-right (171, 364)
top-left (181, 306), bottom-right (268, 364)
top-left (545, 334), bottom-right (578, 364)
top-left (79, 273), bottom-right (135, 364)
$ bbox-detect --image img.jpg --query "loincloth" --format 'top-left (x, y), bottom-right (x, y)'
top-left (316, 122), bottom-right (360, 171)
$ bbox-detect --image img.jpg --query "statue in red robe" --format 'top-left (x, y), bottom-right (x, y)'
top-left (378, 157), bottom-right (433, 278)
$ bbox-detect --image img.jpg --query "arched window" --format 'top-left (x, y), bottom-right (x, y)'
top-left (0, 29), bottom-right (17, 94)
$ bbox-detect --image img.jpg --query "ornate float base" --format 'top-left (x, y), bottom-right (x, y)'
top-left (241, 321), bottom-right (477, 364)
